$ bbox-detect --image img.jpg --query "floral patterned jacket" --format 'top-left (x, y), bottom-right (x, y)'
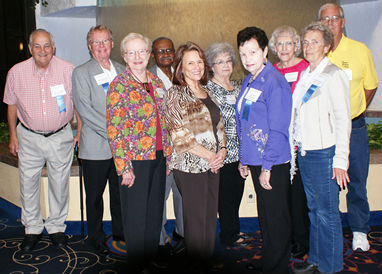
top-left (106, 69), bottom-right (172, 175)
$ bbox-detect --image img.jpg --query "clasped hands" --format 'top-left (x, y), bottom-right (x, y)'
top-left (208, 149), bottom-right (226, 174)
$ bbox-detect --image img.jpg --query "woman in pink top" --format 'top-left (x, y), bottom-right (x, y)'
top-left (269, 25), bottom-right (310, 259)
top-left (269, 25), bottom-right (309, 93)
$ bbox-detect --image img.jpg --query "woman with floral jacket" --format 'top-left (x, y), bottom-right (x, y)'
top-left (106, 32), bottom-right (171, 273)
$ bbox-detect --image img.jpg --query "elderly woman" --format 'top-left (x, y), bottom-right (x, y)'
top-left (205, 42), bottom-right (249, 247)
top-left (106, 32), bottom-right (172, 272)
top-left (163, 41), bottom-right (226, 270)
top-left (236, 26), bottom-right (292, 274)
top-left (269, 25), bottom-right (310, 258)
top-left (291, 22), bottom-right (351, 274)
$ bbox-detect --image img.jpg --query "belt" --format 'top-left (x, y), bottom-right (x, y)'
top-left (20, 123), bottom-right (67, 137)
top-left (352, 112), bottom-right (365, 122)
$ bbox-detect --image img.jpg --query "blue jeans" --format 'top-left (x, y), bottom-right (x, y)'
top-left (298, 146), bottom-right (343, 274)
top-left (347, 116), bottom-right (370, 233)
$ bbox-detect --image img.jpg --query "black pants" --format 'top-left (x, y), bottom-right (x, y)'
top-left (290, 158), bottom-right (310, 250)
top-left (81, 158), bottom-right (124, 247)
top-left (119, 151), bottom-right (166, 264)
top-left (218, 161), bottom-right (245, 245)
top-left (250, 163), bottom-right (291, 274)
top-left (173, 169), bottom-right (219, 260)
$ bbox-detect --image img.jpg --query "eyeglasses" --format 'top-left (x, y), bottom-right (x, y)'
top-left (213, 59), bottom-right (233, 66)
top-left (125, 49), bottom-right (149, 58)
top-left (302, 39), bottom-right (321, 47)
top-left (156, 48), bottom-right (174, 55)
top-left (320, 15), bottom-right (342, 23)
top-left (91, 39), bottom-right (111, 46)
top-left (276, 41), bottom-right (294, 48)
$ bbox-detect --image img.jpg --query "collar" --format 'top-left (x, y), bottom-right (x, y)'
top-left (32, 56), bottom-right (55, 77)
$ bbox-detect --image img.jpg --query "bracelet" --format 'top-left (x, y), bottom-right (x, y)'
top-left (261, 167), bottom-right (271, 173)
top-left (220, 146), bottom-right (227, 150)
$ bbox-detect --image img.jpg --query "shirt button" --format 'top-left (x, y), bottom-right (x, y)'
top-left (42, 89), bottom-right (44, 92)
top-left (43, 112), bottom-right (46, 115)
top-left (42, 100), bottom-right (45, 103)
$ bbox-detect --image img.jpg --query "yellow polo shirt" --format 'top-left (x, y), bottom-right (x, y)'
top-left (328, 34), bottom-right (378, 119)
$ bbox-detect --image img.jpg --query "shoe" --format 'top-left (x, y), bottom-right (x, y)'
top-left (293, 261), bottom-right (317, 274)
top-left (238, 232), bottom-right (251, 240)
top-left (291, 242), bottom-right (308, 258)
top-left (49, 232), bottom-right (67, 248)
top-left (96, 242), bottom-right (109, 255)
top-left (246, 260), bottom-right (262, 272)
top-left (158, 242), bottom-right (173, 257)
top-left (149, 258), bottom-right (168, 269)
top-left (207, 259), bottom-right (224, 272)
top-left (231, 237), bottom-right (251, 247)
top-left (352, 232), bottom-right (370, 252)
top-left (172, 239), bottom-right (186, 255)
top-left (20, 234), bottom-right (42, 252)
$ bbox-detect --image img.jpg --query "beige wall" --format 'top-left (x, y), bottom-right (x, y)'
top-left (99, 0), bottom-right (331, 80)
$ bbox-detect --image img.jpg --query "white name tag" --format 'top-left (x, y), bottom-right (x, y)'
top-left (156, 88), bottom-right (165, 98)
top-left (226, 94), bottom-right (236, 105)
top-left (245, 88), bottom-right (262, 102)
top-left (50, 84), bottom-right (66, 97)
top-left (284, 72), bottom-right (298, 83)
top-left (94, 73), bottom-right (109, 85)
top-left (343, 69), bottom-right (352, 81)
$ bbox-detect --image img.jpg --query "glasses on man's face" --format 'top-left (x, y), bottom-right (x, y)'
top-left (156, 48), bottom-right (174, 55)
top-left (213, 59), bottom-right (233, 66)
top-left (276, 41), bottom-right (294, 48)
top-left (125, 49), bottom-right (149, 58)
top-left (320, 15), bottom-right (342, 24)
top-left (91, 39), bottom-right (111, 46)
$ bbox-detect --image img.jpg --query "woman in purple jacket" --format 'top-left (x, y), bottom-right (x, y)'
top-left (236, 26), bottom-right (292, 274)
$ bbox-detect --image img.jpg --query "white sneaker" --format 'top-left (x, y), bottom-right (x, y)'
top-left (352, 232), bottom-right (370, 251)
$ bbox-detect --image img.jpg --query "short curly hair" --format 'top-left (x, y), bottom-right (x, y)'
top-left (302, 21), bottom-right (334, 49)
top-left (269, 25), bottom-right (301, 56)
top-left (205, 42), bottom-right (236, 69)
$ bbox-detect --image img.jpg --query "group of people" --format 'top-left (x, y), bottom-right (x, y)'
top-left (3, 2), bottom-right (378, 274)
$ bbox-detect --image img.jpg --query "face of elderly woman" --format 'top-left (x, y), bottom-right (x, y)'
top-left (212, 52), bottom-right (233, 79)
top-left (302, 30), bottom-right (330, 67)
top-left (123, 38), bottom-right (150, 72)
top-left (275, 33), bottom-right (296, 64)
top-left (239, 38), bottom-right (268, 77)
top-left (182, 50), bottom-right (205, 84)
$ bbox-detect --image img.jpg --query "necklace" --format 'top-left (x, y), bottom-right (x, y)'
top-left (130, 70), bottom-right (150, 92)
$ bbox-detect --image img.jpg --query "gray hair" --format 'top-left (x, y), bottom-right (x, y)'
top-left (87, 24), bottom-right (113, 45)
top-left (29, 29), bottom-right (54, 46)
top-left (120, 32), bottom-right (151, 56)
top-left (318, 3), bottom-right (344, 19)
top-left (302, 21), bottom-right (334, 49)
top-left (268, 25), bottom-right (301, 56)
top-left (205, 42), bottom-right (236, 69)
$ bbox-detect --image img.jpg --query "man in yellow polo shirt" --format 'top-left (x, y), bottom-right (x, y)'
top-left (319, 3), bottom-right (378, 252)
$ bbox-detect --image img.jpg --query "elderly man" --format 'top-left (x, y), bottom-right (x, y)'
top-left (319, 3), bottom-right (378, 252)
top-left (72, 25), bottom-right (125, 255)
top-left (149, 37), bottom-right (184, 255)
top-left (3, 29), bottom-right (79, 251)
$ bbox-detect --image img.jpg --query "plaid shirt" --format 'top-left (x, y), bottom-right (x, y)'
top-left (207, 80), bottom-right (240, 164)
top-left (3, 56), bottom-right (74, 132)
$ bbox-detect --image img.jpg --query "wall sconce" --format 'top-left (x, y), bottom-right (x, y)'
top-left (19, 42), bottom-right (24, 51)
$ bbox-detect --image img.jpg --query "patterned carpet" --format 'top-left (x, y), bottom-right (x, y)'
top-left (0, 198), bottom-right (381, 274)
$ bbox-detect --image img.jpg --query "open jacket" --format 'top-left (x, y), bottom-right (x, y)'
top-left (106, 69), bottom-right (172, 175)
top-left (163, 85), bottom-right (226, 173)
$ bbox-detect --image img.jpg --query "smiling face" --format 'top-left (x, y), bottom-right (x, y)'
top-left (152, 39), bottom-right (175, 69)
top-left (303, 30), bottom-right (330, 69)
top-left (181, 50), bottom-right (205, 85)
top-left (211, 52), bottom-right (233, 79)
top-left (239, 38), bottom-right (267, 77)
top-left (88, 30), bottom-right (114, 63)
top-left (123, 38), bottom-right (150, 73)
top-left (275, 33), bottom-right (296, 64)
top-left (29, 31), bottom-right (55, 71)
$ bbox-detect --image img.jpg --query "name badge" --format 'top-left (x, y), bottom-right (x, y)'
top-left (156, 88), bottom-right (165, 98)
top-left (343, 69), bottom-right (352, 81)
top-left (50, 84), bottom-right (66, 97)
top-left (284, 72), bottom-right (298, 83)
top-left (226, 94), bottom-right (236, 105)
top-left (245, 88), bottom-right (262, 102)
top-left (94, 73), bottom-right (109, 86)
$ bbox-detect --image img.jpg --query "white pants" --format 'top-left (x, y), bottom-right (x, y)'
top-left (17, 123), bottom-right (73, 234)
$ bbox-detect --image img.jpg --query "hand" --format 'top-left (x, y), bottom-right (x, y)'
top-left (238, 163), bottom-right (249, 179)
top-left (332, 168), bottom-right (350, 189)
top-left (8, 135), bottom-right (19, 156)
top-left (121, 170), bottom-right (135, 188)
top-left (259, 169), bottom-right (272, 190)
top-left (73, 132), bottom-right (80, 147)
